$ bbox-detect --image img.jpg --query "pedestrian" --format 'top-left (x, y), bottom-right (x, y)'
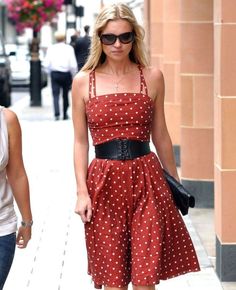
top-left (70, 30), bottom-right (80, 50)
top-left (0, 106), bottom-right (32, 290)
top-left (43, 31), bottom-right (78, 120)
top-left (74, 25), bottom-right (91, 71)
top-left (72, 3), bottom-right (200, 290)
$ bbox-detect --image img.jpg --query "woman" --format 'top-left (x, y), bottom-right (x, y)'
top-left (0, 106), bottom-right (32, 290)
top-left (72, 3), bottom-right (200, 290)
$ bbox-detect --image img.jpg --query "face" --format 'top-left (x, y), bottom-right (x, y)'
top-left (100, 19), bottom-right (134, 61)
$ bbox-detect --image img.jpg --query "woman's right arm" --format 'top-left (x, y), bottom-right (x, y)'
top-left (71, 73), bottom-right (92, 223)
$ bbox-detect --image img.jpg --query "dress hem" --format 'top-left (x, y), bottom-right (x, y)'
top-left (89, 267), bottom-right (201, 289)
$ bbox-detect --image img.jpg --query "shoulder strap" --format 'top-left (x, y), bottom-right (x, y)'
top-left (89, 70), bottom-right (96, 99)
top-left (138, 65), bottom-right (148, 95)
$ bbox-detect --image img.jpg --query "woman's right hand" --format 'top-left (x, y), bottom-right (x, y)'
top-left (75, 193), bottom-right (92, 223)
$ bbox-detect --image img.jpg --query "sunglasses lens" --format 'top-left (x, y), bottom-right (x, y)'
top-left (100, 32), bottom-right (134, 45)
top-left (100, 34), bottom-right (116, 45)
top-left (119, 32), bottom-right (134, 44)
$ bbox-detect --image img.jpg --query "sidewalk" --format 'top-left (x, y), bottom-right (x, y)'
top-left (3, 88), bottom-right (231, 289)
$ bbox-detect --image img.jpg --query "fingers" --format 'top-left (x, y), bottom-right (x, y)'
top-left (16, 236), bottom-right (27, 248)
top-left (75, 196), bottom-right (92, 223)
top-left (75, 204), bottom-right (92, 223)
top-left (76, 206), bottom-right (92, 223)
top-left (79, 211), bottom-right (88, 223)
top-left (86, 207), bottom-right (92, 223)
top-left (16, 227), bottom-right (31, 249)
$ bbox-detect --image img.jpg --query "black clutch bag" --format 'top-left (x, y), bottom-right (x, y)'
top-left (163, 170), bottom-right (195, 216)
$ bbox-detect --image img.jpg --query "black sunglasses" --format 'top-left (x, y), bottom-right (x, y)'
top-left (100, 32), bottom-right (135, 45)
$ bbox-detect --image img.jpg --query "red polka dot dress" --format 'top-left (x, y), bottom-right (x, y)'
top-left (85, 66), bottom-right (200, 289)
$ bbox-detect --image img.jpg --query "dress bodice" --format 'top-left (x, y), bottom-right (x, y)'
top-left (86, 66), bottom-right (154, 145)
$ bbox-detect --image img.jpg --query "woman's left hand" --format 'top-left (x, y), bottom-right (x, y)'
top-left (16, 226), bottom-right (32, 249)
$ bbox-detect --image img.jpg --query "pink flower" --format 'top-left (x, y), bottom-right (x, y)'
top-left (44, 0), bottom-right (53, 7)
top-left (4, 0), bottom-right (63, 32)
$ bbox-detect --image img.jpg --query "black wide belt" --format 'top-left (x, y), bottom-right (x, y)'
top-left (95, 139), bottom-right (150, 160)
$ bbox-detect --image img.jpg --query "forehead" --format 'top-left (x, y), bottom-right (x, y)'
top-left (102, 19), bottom-right (132, 34)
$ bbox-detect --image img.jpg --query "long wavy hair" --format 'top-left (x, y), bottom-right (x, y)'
top-left (81, 3), bottom-right (149, 72)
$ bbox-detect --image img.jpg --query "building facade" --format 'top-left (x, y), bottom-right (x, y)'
top-left (144, 0), bottom-right (236, 281)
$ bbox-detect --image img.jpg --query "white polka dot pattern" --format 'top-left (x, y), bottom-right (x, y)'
top-left (86, 93), bottom-right (153, 145)
top-left (85, 153), bottom-right (200, 289)
top-left (83, 67), bottom-right (200, 289)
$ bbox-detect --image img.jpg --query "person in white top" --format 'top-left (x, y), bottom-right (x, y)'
top-left (43, 31), bottom-right (78, 120)
top-left (0, 106), bottom-right (32, 290)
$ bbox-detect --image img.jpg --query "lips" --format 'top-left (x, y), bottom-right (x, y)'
top-left (111, 50), bottom-right (123, 54)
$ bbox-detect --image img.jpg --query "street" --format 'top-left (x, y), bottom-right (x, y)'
top-left (11, 88), bottom-right (31, 104)
top-left (3, 88), bottom-right (224, 290)
top-left (4, 90), bottom-right (92, 289)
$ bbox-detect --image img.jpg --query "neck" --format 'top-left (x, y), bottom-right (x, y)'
top-left (102, 60), bottom-right (135, 76)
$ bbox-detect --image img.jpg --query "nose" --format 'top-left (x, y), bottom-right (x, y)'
top-left (113, 37), bottom-right (122, 47)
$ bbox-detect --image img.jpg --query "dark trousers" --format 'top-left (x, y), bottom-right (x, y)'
top-left (50, 71), bottom-right (72, 118)
top-left (0, 233), bottom-right (16, 290)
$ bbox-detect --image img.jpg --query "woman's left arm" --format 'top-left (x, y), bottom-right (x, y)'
top-left (150, 69), bottom-right (179, 180)
top-left (5, 109), bottom-right (32, 248)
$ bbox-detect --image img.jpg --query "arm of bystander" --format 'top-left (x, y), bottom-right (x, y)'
top-left (5, 109), bottom-right (32, 248)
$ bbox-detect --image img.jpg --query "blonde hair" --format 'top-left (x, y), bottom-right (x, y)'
top-left (54, 31), bottom-right (66, 42)
top-left (82, 3), bottom-right (149, 72)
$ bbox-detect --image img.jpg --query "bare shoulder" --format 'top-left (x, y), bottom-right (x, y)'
top-left (2, 108), bottom-right (21, 135)
top-left (2, 108), bottom-right (19, 126)
top-left (143, 66), bottom-right (164, 83)
top-left (72, 70), bottom-right (91, 102)
top-left (73, 70), bottom-right (90, 84)
top-left (142, 66), bottom-right (164, 100)
top-left (73, 71), bottom-right (89, 86)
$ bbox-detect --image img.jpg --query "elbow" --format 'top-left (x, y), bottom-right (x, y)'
top-left (74, 139), bottom-right (89, 152)
top-left (7, 172), bottom-right (28, 190)
top-left (152, 131), bottom-right (172, 151)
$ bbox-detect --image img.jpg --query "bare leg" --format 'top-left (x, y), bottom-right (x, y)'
top-left (104, 287), bottom-right (128, 290)
top-left (133, 286), bottom-right (156, 290)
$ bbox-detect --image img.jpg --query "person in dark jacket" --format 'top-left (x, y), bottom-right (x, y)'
top-left (74, 25), bottom-right (91, 71)
top-left (70, 30), bottom-right (80, 50)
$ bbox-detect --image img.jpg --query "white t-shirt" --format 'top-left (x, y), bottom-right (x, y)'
top-left (43, 42), bottom-right (78, 76)
top-left (0, 106), bottom-right (17, 236)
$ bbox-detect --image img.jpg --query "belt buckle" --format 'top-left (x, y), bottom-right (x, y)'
top-left (117, 139), bottom-right (131, 160)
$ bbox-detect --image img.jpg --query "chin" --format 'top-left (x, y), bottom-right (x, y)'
top-left (110, 52), bottom-right (129, 59)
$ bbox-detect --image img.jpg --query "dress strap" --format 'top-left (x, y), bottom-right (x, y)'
top-left (89, 70), bottom-right (96, 99)
top-left (138, 65), bottom-right (148, 95)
